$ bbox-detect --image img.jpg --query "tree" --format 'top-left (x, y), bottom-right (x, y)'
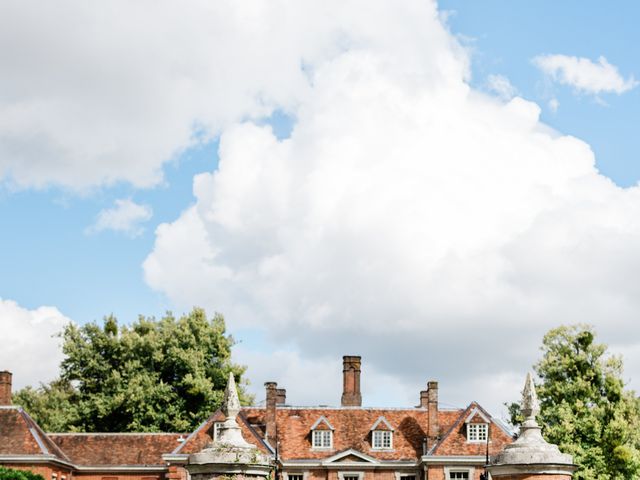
top-left (508, 325), bottom-right (640, 480)
top-left (14, 308), bottom-right (251, 433)
top-left (0, 467), bottom-right (44, 480)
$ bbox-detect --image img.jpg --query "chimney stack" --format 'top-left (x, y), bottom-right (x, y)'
top-left (341, 355), bottom-right (362, 407)
top-left (0, 371), bottom-right (12, 405)
top-left (419, 389), bottom-right (429, 408)
top-left (276, 388), bottom-right (286, 405)
top-left (427, 381), bottom-right (439, 442)
top-left (264, 382), bottom-right (278, 443)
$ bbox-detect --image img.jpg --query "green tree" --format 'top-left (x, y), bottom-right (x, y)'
top-left (508, 325), bottom-right (640, 480)
top-left (0, 467), bottom-right (45, 480)
top-left (14, 308), bottom-right (251, 433)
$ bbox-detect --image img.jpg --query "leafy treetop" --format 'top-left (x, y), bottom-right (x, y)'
top-left (508, 324), bottom-right (640, 480)
top-left (15, 308), bottom-right (251, 433)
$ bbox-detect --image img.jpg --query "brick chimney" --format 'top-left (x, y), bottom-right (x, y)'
top-left (264, 381), bottom-right (278, 444)
top-left (0, 371), bottom-right (12, 405)
top-left (276, 388), bottom-right (286, 405)
top-left (427, 381), bottom-right (439, 442)
top-left (341, 355), bottom-right (362, 407)
top-left (419, 389), bottom-right (429, 408)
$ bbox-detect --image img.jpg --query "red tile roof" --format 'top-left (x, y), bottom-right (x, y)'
top-left (241, 407), bottom-right (464, 461)
top-left (0, 407), bottom-right (70, 462)
top-left (48, 433), bottom-right (184, 466)
top-left (430, 402), bottom-right (513, 456)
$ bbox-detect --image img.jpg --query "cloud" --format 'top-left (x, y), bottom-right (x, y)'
top-left (0, 0), bottom-right (465, 191)
top-left (533, 54), bottom-right (638, 95)
top-left (0, 299), bottom-right (70, 390)
top-left (486, 74), bottom-right (518, 100)
top-left (87, 198), bottom-right (152, 237)
top-left (548, 97), bottom-right (560, 112)
top-left (141, 1), bottom-right (640, 413)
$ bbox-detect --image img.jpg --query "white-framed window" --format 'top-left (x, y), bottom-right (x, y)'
top-left (372, 430), bottom-right (393, 449)
top-left (312, 429), bottom-right (332, 448)
top-left (395, 472), bottom-right (416, 480)
top-left (467, 423), bottom-right (488, 442)
top-left (338, 472), bottom-right (363, 480)
top-left (285, 474), bottom-right (306, 480)
top-left (448, 472), bottom-right (469, 479)
top-left (213, 421), bottom-right (224, 441)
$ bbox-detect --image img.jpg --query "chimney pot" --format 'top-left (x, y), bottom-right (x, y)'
top-left (0, 371), bottom-right (12, 406)
top-left (341, 355), bottom-right (362, 407)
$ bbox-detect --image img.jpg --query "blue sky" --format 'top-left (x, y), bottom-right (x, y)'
top-left (1, 0), bottom-right (639, 414)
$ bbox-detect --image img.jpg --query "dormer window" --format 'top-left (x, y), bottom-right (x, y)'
top-left (310, 415), bottom-right (334, 449)
top-left (370, 416), bottom-right (394, 450)
top-left (466, 423), bottom-right (488, 442)
top-left (312, 430), bottom-right (332, 448)
top-left (372, 430), bottom-right (392, 449)
top-left (464, 407), bottom-right (490, 443)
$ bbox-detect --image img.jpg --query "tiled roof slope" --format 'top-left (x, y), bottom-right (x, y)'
top-left (241, 407), bottom-right (462, 461)
top-left (173, 410), bottom-right (271, 455)
top-left (49, 433), bottom-right (184, 466)
top-left (0, 407), bottom-right (70, 462)
top-left (430, 402), bottom-right (513, 456)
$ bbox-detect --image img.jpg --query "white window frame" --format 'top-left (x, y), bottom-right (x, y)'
top-left (466, 423), bottom-right (488, 443)
top-left (372, 429), bottom-right (393, 449)
top-left (338, 472), bottom-right (364, 480)
top-left (444, 467), bottom-right (474, 480)
top-left (284, 473), bottom-right (308, 480)
top-left (312, 429), bottom-right (333, 449)
top-left (394, 472), bottom-right (417, 480)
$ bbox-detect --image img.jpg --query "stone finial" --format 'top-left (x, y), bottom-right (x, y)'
top-left (487, 373), bottom-right (575, 479)
top-left (522, 372), bottom-right (540, 421)
top-left (222, 372), bottom-right (241, 419)
top-left (187, 372), bottom-right (272, 479)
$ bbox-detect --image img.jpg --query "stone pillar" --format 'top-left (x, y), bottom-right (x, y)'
top-left (187, 373), bottom-right (272, 480)
top-left (487, 373), bottom-right (575, 480)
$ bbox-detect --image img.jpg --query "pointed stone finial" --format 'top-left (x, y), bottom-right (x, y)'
top-left (222, 372), bottom-right (241, 420)
top-left (488, 373), bottom-right (575, 479)
top-left (521, 372), bottom-right (540, 421)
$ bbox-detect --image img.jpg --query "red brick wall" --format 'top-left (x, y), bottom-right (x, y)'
top-left (0, 463), bottom-right (73, 480)
top-left (73, 473), bottom-right (165, 480)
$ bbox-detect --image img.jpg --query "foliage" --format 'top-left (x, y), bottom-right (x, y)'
top-left (508, 325), bottom-right (640, 480)
top-left (0, 467), bottom-right (45, 480)
top-left (14, 308), bottom-right (251, 432)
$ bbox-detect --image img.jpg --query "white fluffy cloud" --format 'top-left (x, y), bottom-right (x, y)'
top-left (87, 198), bottom-right (152, 237)
top-left (142, 1), bottom-right (640, 412)
top-left (0, 0), bottom-right (463, 190)
top-left (0, 299), bottom-right (71, 390)
top-left (533, 54), bottom-right (638, 95)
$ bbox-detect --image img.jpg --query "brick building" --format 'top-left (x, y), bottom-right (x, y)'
top-left (0, 356), bottom-right (514, 480)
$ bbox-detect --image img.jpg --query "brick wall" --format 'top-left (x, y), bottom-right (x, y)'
top-left (1, 463), bottom-right (73, 480)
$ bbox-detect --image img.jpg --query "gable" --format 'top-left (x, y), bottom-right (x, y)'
top-left (324, 448), bottom-right (377, 464)
top-left (430, 403), bottom-right (513, 457)
top-left (370, 416), bottom-right (394, 431)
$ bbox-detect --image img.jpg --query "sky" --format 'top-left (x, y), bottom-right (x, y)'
top-left (1, 0), bottom-right (640, 421)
